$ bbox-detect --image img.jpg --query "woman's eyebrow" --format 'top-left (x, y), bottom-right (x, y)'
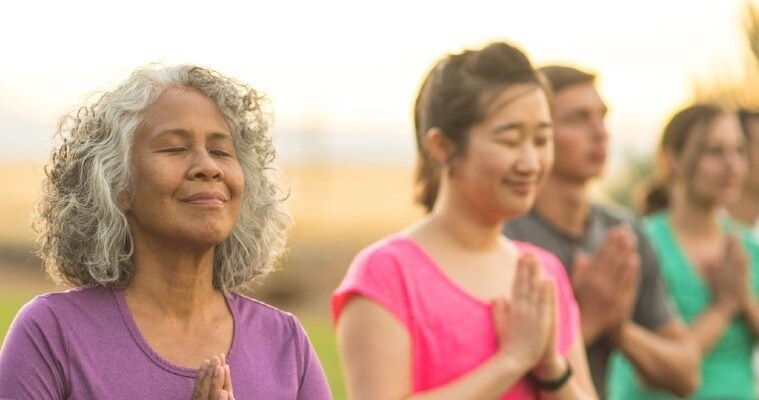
top-left (152, 129), bottom-right (232, 140)
top-left (492, 120), bottom-right (552, 134)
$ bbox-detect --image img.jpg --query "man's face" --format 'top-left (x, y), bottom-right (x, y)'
top-left (549, 83), bottom-right (609, 183)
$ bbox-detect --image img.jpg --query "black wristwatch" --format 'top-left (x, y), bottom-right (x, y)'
top-left (529, 360), bottom-right (573, 392)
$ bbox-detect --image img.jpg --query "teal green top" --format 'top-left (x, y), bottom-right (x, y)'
top-left (607, 212), bottom-right (759, 400)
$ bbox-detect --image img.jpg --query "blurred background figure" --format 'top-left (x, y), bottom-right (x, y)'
top-left (729, 108), bottom-right (759, 235)
top-left (503, 65), bottom-right (700, 398)
top-left (0, 65), bottom-right (332, 400)
top-left (333, 42), bottom-right (597, 399)
top-left (609, 104), bottom-right (759, 399)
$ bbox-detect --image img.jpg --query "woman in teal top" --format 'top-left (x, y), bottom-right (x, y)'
top-left (608, 104), bottom-right (759, 400)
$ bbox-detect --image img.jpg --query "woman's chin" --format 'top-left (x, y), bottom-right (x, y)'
top-left (171, 227), bottom-right (234, 248)
top-left (500, 200), bottom-right (533, 220)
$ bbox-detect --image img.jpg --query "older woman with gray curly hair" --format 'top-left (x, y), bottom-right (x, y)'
top-left (0, 65), bottom-right (332, 400)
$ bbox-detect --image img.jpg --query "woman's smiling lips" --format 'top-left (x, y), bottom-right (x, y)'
top-left (180, 191), bottom-right (229, 206)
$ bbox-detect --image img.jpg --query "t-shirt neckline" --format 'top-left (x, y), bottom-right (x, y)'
top-left (112, 289), bottom-right (239, 377)
top-left (390, 234), bottom-right (525, 307)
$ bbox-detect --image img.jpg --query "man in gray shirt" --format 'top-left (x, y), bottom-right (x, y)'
top-left (504, 65), bottom-right (700, 398)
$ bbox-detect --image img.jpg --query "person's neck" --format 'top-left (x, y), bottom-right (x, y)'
top-left (533, 175), bottom-right (591, 237)
top-left (425, 189), bottom-right (505, 252)
top-left (728, 186), bottom-right (759, 226)
top-left (126, 236), bottom-right (220, 320)
top-left (668, 184), bottom-right (722, 240)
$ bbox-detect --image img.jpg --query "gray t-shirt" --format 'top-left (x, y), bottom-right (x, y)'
top-left (503, 205), bottom-right (674, 398)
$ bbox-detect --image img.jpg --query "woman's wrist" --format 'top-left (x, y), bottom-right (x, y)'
top-left (712, 297), bottom-right (739, 316)
top-left (493, 350), bottom-right (534, 378)
top-left (529, 356), bottom-right (572, 392)
top-left (531, 354), bottom-right (565, 381)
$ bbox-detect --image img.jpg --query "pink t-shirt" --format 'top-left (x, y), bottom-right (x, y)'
top-left (332, 235), bottom-right (580, 399)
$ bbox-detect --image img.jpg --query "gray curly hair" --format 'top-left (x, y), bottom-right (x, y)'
top-left (35, 64), bottom-right (291, 290)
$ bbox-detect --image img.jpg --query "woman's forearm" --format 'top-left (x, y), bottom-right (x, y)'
top-left (690, 302), bottom-right (735, 354)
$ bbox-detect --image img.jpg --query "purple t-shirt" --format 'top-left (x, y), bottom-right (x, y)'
top-left (0, 286), bottom-right (332, 400)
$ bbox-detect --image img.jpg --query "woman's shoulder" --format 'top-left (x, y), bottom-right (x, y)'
top-left (15, 286), bottom-right (112, 322)
top-left (6, 286), bottom-right (115, 350)
top-left (353, 234), bottom-right (419, 263)
top-left (341, 234), bottom-right (423, 278)
top-left (226, 292), bottom-right (305, 336)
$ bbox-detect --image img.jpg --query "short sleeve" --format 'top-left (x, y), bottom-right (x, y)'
top-left (288, 315), bottom-right (333, 400)
top-left (632, 227), bottom-right (675, 330)
top-left (529, 245), bottom-right (580, 354)
top-left (331, 245), bottom-right (411, 329)
top-left (0, 296), bottom-right (68, 400)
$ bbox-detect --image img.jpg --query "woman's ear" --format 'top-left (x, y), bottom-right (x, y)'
top-left (425, 127), bottom-right (455, 165)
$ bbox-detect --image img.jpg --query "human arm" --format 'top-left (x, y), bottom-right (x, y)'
top-left (335, 254), bottom-right (556, 400)
top-left (337, 296), bottom-right (529, 400)
top-left (690, 301), bottom-right (737, 351)
top-left (291, 316), bottom-right (333, 400)
top-left (535, 336), bottom-right (597, 400)
top-left (604, 225), bottom-right (700, 397)
top-left (610, 319), bottom-right (700, 397)
top-left (734, 235), bottom-right (759, 340)
top-left (696, 235), bottom-right (750, 352)
top-left (0, 297), bottom-right (67, 400)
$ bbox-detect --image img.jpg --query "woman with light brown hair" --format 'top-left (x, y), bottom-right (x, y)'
top-left (609, 104), bottom-right (759, 399)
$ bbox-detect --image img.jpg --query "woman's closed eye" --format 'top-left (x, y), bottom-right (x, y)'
top-left (210, 149), bottom-right (235, 158)
top-left (496, 138), bottom-right (521, 147)
top-left (160, 147), bottom-right (188, 154)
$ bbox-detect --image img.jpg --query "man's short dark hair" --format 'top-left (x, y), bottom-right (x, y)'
top-left (538, 65), bottom-right (596, 93)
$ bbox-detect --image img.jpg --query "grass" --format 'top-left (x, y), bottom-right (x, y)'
top-left (300, 314), bottom-right (346, 399)
top-left (0, 293), bottom-right (345, 399)
top-left (0, 292), bottom-right (38, 345)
